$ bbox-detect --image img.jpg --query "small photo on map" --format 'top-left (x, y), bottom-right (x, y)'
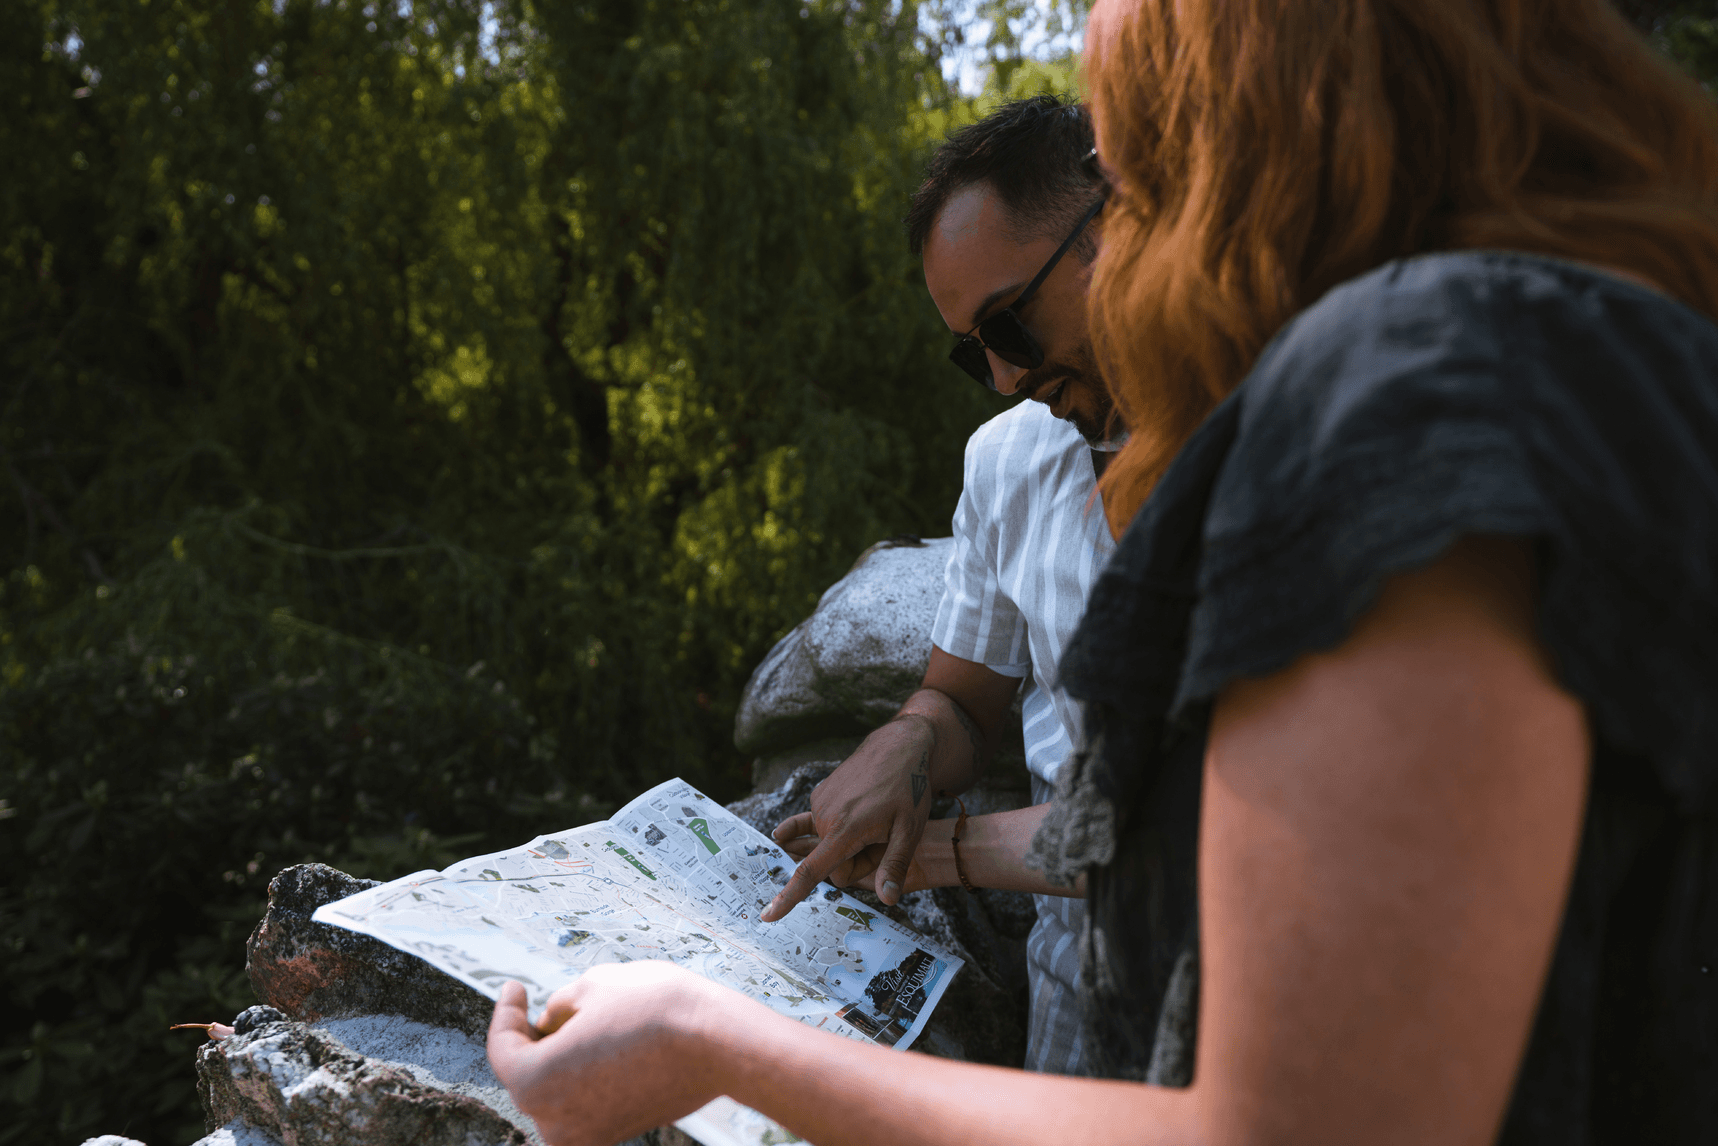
top-left (829, 947), bottom-right (949, 1047)
top-left (865, 948), bottom-right (946, 1038)
top-left (833, 1001), bottom-right (904, 1047)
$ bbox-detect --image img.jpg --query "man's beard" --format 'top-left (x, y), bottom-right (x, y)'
top-left (1069, 382), bottom-right (1118, 447)
top-left (1026, 342), bottom-right (1118, 447)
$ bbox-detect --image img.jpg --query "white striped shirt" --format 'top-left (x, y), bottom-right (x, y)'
top-left (930, 399), bottom-right (1114, 1075)
top-left (932, 400), bottom-right (1115, 787)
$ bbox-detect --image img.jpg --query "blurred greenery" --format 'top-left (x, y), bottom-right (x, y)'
top-left (921, 0), bottom-right (1085, 93)
top-left (1661, 2), bottom-right (1718, 84)
top-left (2, 0), bottom-right (1710, 1142)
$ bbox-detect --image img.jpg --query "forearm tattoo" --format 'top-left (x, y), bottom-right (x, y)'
top-left (949, 699), bottom-right (988, 781)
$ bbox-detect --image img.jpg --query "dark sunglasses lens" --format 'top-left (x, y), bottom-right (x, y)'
top-left (978, 311), bottom-right (1044, 370)
top-left (949, 338), bottom-right (995, 390)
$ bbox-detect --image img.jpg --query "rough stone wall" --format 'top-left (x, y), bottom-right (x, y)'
top-left (197, 1012), bottom-right (528, 1146)
top-left (82, 534), bottom-right (1033, 1146)
top-left (736, 537), bottom-right (1032, 801)
top-left (191, 868), bottom-right (696, 1146)
top-left (245, 865), bottom-right (495, 1037)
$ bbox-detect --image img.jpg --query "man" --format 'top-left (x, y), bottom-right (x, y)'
top-left (759, 95), bottom-right (1116, 1075)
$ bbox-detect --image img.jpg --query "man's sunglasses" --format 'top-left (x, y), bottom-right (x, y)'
top-left (948, 149), bottom-right (1109, 391)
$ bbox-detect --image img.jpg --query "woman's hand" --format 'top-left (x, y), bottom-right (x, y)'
top-left (486, 963), bottom-right (745, 1146)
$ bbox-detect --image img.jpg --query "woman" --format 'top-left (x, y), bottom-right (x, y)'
top-left (487, 2), bottom-right (1718, 1142)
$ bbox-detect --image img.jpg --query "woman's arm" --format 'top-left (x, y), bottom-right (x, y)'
top-left (487, 969), bottom-right (1194, 1146)
top-left (489, 537), bottom-right (1589, 1146)
top-left (772, 801), bottom-right (1085, 900)
top-left (1193, 536), bottom-right (1588, 1144)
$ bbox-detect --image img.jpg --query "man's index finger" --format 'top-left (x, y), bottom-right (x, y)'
top-left (762, 835), bottom-right (850, 921)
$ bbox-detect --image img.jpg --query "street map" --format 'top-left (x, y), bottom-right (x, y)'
top-left (313, 778), bottom-right (962, 1146)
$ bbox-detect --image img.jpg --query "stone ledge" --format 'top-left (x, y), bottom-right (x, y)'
top-left (247, 864), bottom-right (495, 1037)
top-left (196, 1020), bottom-right (529, 1146)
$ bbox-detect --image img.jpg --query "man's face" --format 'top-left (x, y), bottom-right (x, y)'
top-left (922, 182), bottom-right (1114, 445)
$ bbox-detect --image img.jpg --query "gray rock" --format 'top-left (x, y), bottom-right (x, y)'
top-left (735, 537), bottom-right (1036, 796)
top-left (79, 1137), bottom-right (150, 1146)
top-left (317, 1018), bottom-right (712, 1146)
top-left (733, 617), bottom-right (850, 756)
top-left (735, 537), bottom-right (953, 757)
top-left (195, 1020), bottom-right (528, 1146)
top-left (194, 1007), bottom-right (701, 1146)
top-left (191, 1123), bottom-right (284, 1146)
top-left (725, 760), bottom-right (839, 838)
top-left (234, 1006), bottom-right (288, 1035)
top-left (247, 864), bottom-right (494, 1037)
top-left (748, 735), bottom-right (865, 795)
top-left (312, 1016), bottom-right (699, 1146)
top-left (310, 1015), bottom-right (541, 1145)
top-left (800, 537), bottom-right (955, 728)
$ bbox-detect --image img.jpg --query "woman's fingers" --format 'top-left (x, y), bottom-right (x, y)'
top-left (486, 981), bottom-right (542, 1083)
top-left (535, 982), bottom-right (585, 1036)
top-left (483, 962), bottom-right (748, 1146)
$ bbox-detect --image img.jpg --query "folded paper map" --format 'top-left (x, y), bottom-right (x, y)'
top-left (313, 777), bottom-right (962, 1146)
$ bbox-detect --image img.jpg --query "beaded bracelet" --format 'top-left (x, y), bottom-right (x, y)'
top-left (948, 794), bottom-right (977, 893)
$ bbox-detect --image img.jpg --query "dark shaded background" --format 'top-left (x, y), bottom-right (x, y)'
top-left (2, 1), bottom-right (1715, 1142)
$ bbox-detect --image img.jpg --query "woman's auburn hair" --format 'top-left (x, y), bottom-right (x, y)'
top-left (1087, 0), bottom-right (1718, 536)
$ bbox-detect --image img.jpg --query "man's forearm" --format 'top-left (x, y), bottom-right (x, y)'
top-left (913, 804), bottom-right (1085, 897)
top-left (894, 686), bottom-right (992, 796)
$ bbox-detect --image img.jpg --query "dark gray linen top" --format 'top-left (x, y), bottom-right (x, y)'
top-left (1030, 251), bottom-right (1718, 1141)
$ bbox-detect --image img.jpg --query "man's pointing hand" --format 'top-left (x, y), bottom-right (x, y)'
top-left (761, 713), bottom-right (937, 920)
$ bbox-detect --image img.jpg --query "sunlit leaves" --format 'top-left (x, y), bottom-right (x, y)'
top-left (1, 0), bottom-right (1010, 1139)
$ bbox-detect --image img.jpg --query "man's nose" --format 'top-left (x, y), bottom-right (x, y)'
top-left (988, 350), bottom-right (1029, 395)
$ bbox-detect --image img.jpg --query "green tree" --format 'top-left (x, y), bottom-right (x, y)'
top-left (0, 0), bottom-right (1007, 1139)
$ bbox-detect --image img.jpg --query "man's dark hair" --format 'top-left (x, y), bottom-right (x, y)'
top-left (905, 95), bottom-right (1100, 259)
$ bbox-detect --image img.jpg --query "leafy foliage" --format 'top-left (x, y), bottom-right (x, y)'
top-left (1658, 1), bottom-right (1718, 84)
top-left (921, 0), bottom-right (1087, 95)
top-left (0, 0), bottom-right (1022, 1140)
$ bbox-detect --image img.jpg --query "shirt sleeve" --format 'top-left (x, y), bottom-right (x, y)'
top-left (1172, 253), bottom-right (1718, 811)
top-left (1178, 258), bottom-right (1550, 704)
top-left (931, 425), bottom-right (1033, 676)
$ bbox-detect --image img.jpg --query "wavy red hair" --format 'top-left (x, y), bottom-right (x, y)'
top-left (1086, 0), bottom-right (1718, 535)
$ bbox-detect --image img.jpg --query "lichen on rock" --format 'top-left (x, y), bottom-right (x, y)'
top-left (246, 864), bottom-right (494, 1037)
top-left (735, 538), bottom-right (956, 757)
top-left (196, 1019), bottom-right (528, 1146)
